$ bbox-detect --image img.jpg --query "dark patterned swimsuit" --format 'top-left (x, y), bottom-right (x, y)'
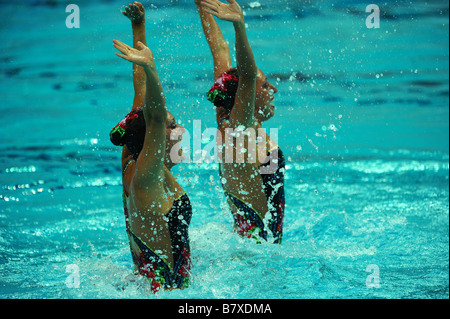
top-left (122, 159), bottom-right (192, 292)
top-left (220, 146), bottom-right (286, 244)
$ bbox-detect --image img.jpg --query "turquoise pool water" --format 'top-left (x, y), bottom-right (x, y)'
top-left (0, 0), bottom-right (448, 299)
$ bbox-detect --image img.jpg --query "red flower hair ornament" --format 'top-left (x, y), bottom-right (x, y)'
top-left (207, 68), bottom-right (239, 110)
top-left (110, 108), bottom-right (142, 146)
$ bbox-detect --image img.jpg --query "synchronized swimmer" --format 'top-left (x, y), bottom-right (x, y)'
top-left (110, 0), bottom-right (285, 292)
top-left (110, 2), bottom-right (191, 293)
top-left (196, 0), bottom-right (285, 244)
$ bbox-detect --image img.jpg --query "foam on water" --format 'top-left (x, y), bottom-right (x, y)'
top-left (1, 0), bottom-right (448, 299)
top-left (0, 142), bottom-right (447, 298)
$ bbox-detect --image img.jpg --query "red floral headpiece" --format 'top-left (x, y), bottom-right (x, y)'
top-left (207, 68), bottom-right (239, 109)
top-left (110, 108), bottom-right (142, 146)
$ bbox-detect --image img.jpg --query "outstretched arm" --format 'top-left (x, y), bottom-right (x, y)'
top-left (123, 2), bottom-right (147, 110)
top-left (114, 40), bottom-right (167, 187)
top-left (195, 0), bottom-right (232, 79)
top-left (201, 0), bottom-right (258, 128)
top-left (121, 2), bottom-right (148, 165)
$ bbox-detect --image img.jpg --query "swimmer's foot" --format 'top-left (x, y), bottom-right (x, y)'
top-left (122, 1), bottom-right (145, 25)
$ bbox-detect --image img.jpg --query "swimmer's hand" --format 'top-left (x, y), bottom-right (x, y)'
top-left (122, 1), bottom-right (145, 25)
top-left (113, 40), bottom-right (154, 68)
top-left (201, 0), bottom-right (244, 24)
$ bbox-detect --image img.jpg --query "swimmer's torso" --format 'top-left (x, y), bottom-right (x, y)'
top-left (122, 160), bottom-right (192, 291)
top-left (217, 119), bottom-right (285, 243)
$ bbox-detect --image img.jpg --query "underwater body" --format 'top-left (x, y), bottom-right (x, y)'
top-left (0, 0), bottom-right (448, 298)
